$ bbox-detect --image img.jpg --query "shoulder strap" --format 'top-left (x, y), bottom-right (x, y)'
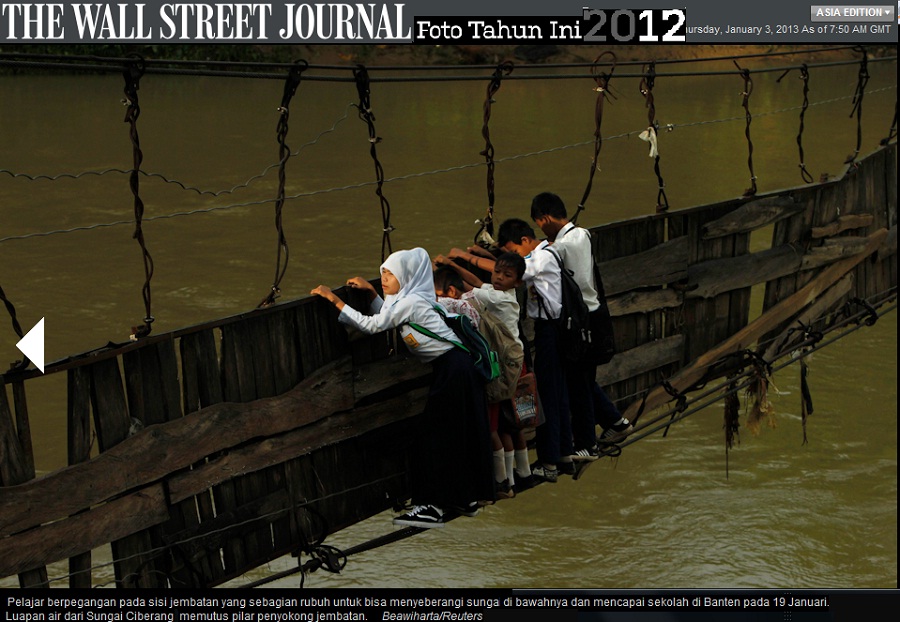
top-left (408, 304), bottom-right (468, 352)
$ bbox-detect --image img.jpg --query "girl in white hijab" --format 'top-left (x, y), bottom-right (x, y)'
top-left (311, 248), bottom-right (494, 528)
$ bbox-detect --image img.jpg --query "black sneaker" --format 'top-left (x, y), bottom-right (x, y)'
top-left (514, 472), bottom-right (535, 492)
top-left (571, 445), bottom-right (600, 462)
top-left (495, 479), bottom-right (515, 499)
top-left (558, 460), bottom-right (576, 476)
top-left (393, 504), bottom-right (445, 528)
top-left (450, 501), bottom-right (481, 517)
top-left (598, 418), bottom-right (633, 444)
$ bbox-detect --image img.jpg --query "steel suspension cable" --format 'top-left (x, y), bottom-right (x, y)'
top-left (778, 63), bottom-right (816, 183)
top-left (639, 61), bottom-right (669, 212)
top-left (735, 60), bottom-right (758, 197)
top-left (353, 64), bottom-right (394, 262)
top-left (474, 60), bottom-right (514, 245)
top-left (122, 56), bottom-right (155, 341)
top-left (259, 60), bottom-right (307, 308)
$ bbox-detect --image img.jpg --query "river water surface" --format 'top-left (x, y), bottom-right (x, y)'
top-left (0, 47), bottom-right (896, 588)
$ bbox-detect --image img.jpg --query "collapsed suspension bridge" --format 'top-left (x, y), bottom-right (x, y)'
top-left (0, 46), bottom-right (896, 588)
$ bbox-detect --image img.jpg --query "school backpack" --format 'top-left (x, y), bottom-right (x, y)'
top-left (408, 304), bottom-right (501, 383)
top-left (588, 261), bottom-right (616, 365)
top-left (541, 248), bottom-right (592, 363)
top-left (468, 300), bottom-right (525, 403)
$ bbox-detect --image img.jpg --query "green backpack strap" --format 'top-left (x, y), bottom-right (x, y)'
top-left (407, 321), bottom-right (469, 354)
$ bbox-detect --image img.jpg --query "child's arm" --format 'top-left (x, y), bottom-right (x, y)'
top-left (310, 285), bottom-right (345, 311)
top-left (448, 247), bottom-right (496, 274)
top-left (467, 245), bottom-right (496, 260)
top-left (434, 254), bottom-right (484, 289)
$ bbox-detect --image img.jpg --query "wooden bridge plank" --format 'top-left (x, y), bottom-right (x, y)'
top-left (0, 484), bottom-right (168, 580)
top-left (0, 381), bottom-right (30, 487)
top-left (221, 319), bottom-right (276, 570)
top-left (167, 386), bottom-right (428, 504)
top-left (0, 357), bottom-right (354, 538)
top-left (598, 236), bottom-right (689, 296)
top-left (701, 195), bottom-right (804, 239)
top-left (178, 329), bottom-right (226, 585)
top-left (66, 367), bottom-right (93, 588)
top-left (686, 243), bottom-right (802, 299)
top-left (88, 357), bottom-right (166, 588)
top-left (1, 380), bottom-right (49, 587)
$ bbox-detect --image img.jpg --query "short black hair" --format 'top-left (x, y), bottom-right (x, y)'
top-left (497, 218), bottom-right (536, 247)
top-left (495, 251), bottom-right (526, 280)
top-left (530, 192), bottom-right (568, 221)
top-left (433, 265), bottom-right (464, 293)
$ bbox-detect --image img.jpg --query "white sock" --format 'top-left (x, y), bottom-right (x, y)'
top-left (493, 449), bottom-right (507, 483)
top-left (504, 451), bottom-right (516, 486)
top-left (515, 449), bottom-right (531, 477)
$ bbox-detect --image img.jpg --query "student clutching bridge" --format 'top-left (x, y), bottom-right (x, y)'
top-left (311, 247), bottom-right (494, 528)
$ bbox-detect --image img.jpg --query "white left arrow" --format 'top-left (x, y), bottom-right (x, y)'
top-left (16, 317), bottom-right (45, 373)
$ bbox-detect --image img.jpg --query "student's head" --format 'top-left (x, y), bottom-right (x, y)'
top-left (491, 252), bottom-right (525, 292)
top-left (380, 248), bottom-right (432, 298)
top-left (530, 192), bottom-right (568, 240)
top-left (433, 266), bottom-right (465, 299)
top-left (497, 218), bottom-right (539, 258)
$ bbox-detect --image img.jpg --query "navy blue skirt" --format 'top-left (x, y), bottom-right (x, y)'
top-left (410, 348), bottom-right (494, 509)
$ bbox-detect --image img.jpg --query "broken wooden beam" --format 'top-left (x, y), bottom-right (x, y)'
top-left (701, 195), bottom-right (805, 239)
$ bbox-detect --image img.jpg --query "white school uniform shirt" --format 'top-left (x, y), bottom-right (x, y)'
top-left (551, 221), bottom-right (600, 312)
top-left (522, 240), bottom-right (562, 320)
top-left (462, 284), bottom-right (521, 342)
top-left (338, 248), bottom-right (455, 362)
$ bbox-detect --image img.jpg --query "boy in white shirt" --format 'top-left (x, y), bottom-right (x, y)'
top-left (496, 218), bottom-right (575, 483)
top-left (530, 192), bottom-right (632, 455)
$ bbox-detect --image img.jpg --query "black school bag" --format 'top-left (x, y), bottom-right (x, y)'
top-left (587, 261), bottom-right (616, 365)
top-left (537, 248), bottom-right (592, 363)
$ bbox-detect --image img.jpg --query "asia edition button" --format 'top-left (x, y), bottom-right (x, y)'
top-left (810, 5), bottom-right (895, 21)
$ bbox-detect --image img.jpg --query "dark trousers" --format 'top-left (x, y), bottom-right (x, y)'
top-left (569, 307), bottom-right (624, 448)
top-left (567, 363), bottom-right (597, 451)
top-left (567, 364), bottom-right (622, 448)
top-left (533, 319), bottom-right (573, 465)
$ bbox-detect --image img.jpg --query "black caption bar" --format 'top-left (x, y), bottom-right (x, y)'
top-left (413, 9), bottom-right (687, 44)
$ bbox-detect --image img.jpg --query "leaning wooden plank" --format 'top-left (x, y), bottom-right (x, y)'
top-left (701, 195), bottom-right (805, 239)
top-left (599, 236), bottom-right (690, 296)
top-left (0, 357), bottom-right (354, 538)
top-left (762, 273), bottom-right (855, 362)
top-left (622, 228), bottom-right (888, 424)
top-left (810, 214), bottom-right (875, 239)
top-left (686, 244), bottom-right (802, 299)
top-left (168, 386), bottom-right (429, 504)
top-left (595, 335), bottom-right (685, 387)
top-left (0, 484), bottom-right (168, 580)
